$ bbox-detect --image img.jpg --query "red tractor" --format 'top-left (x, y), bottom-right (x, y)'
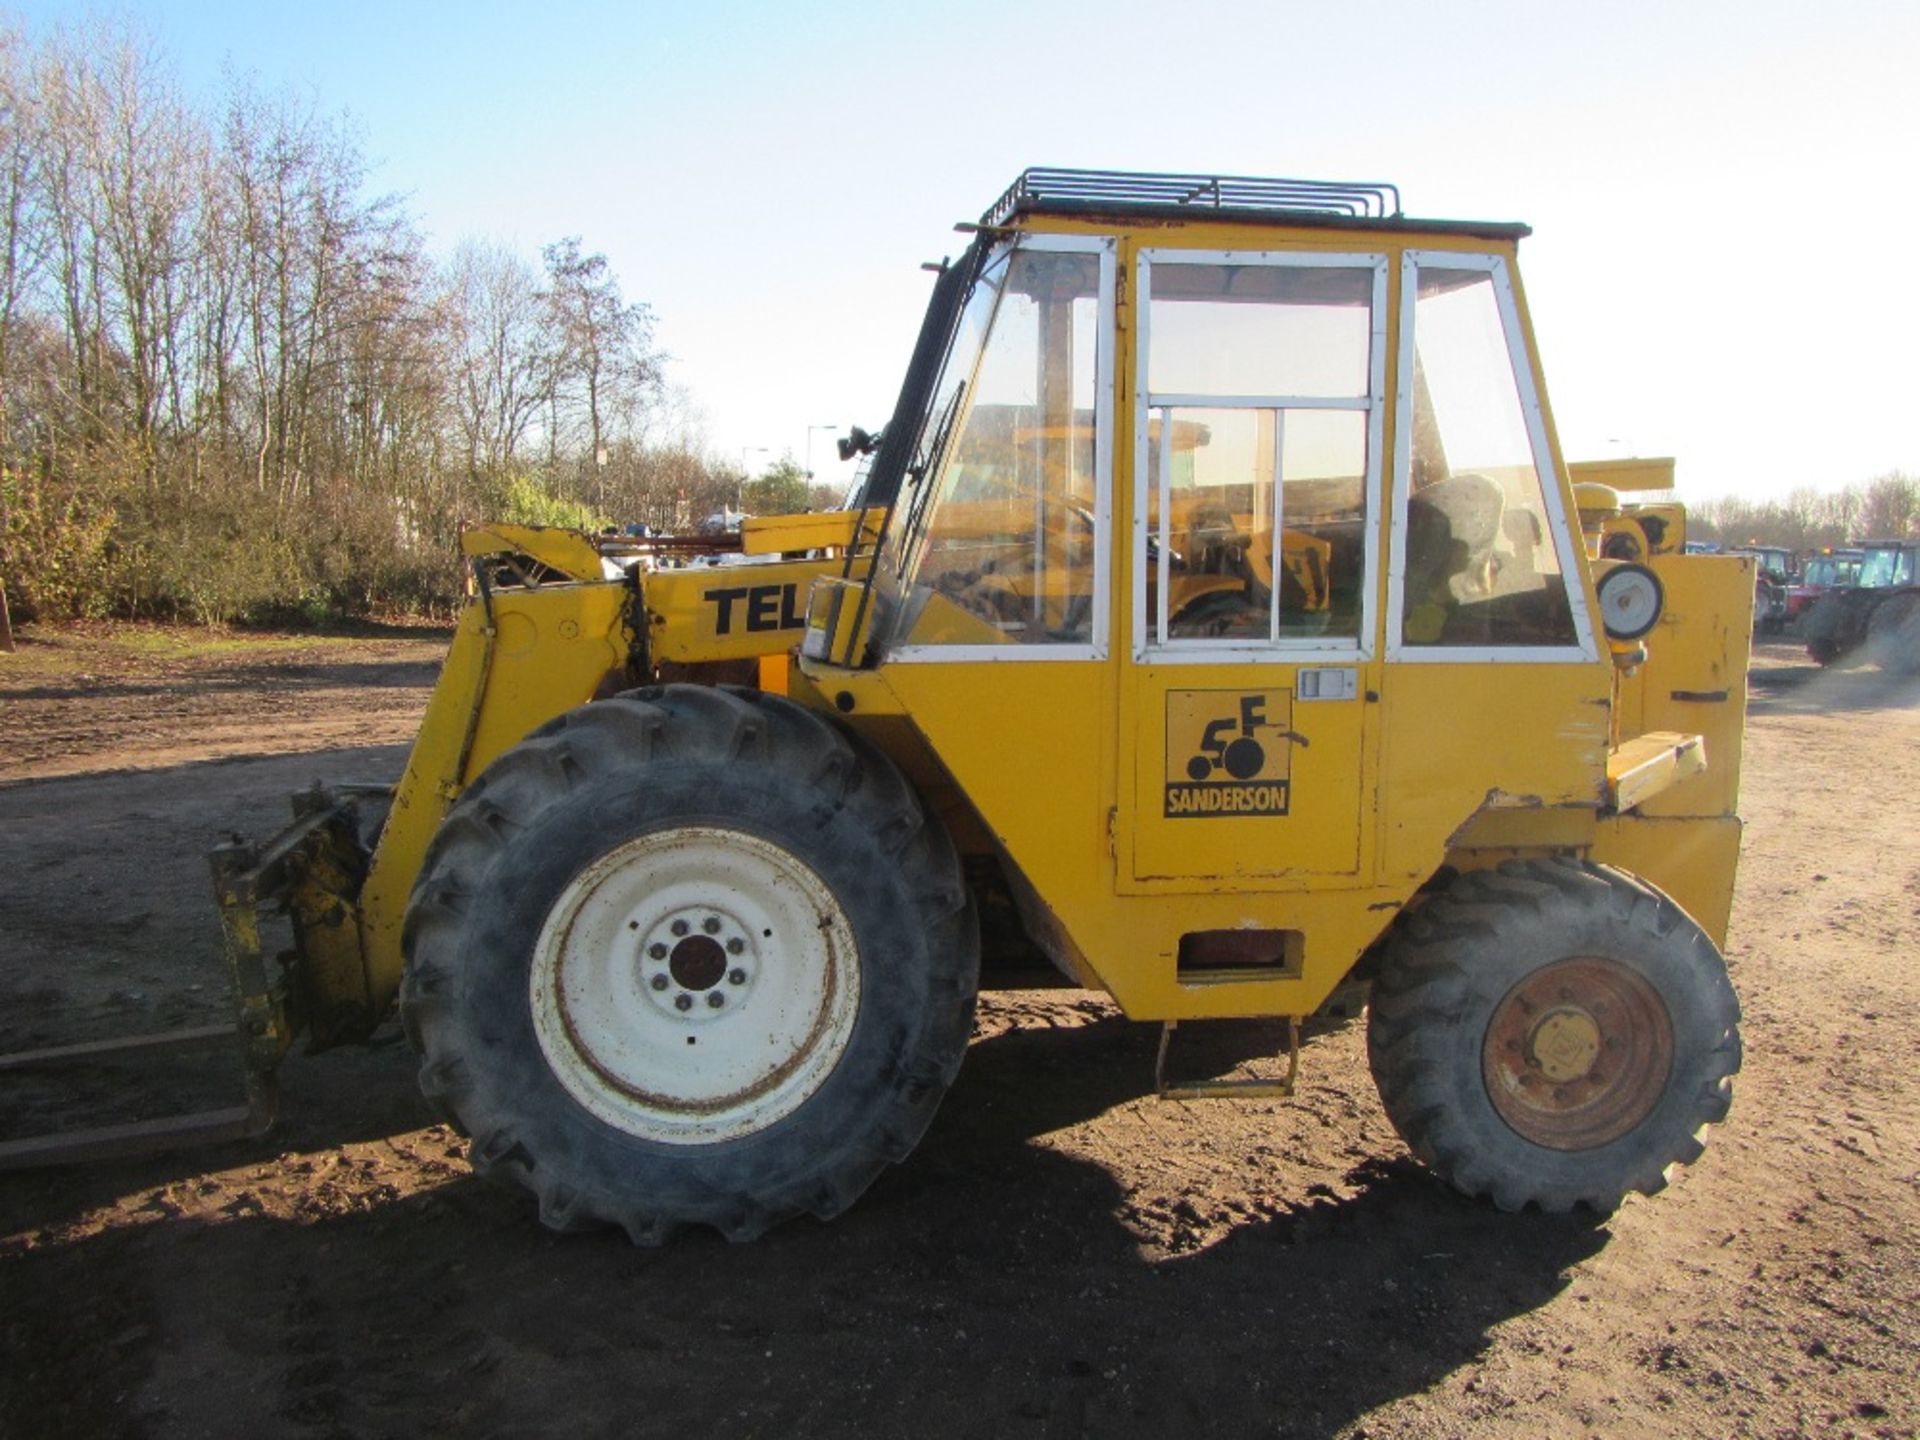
top-left (1785, 547), bottom-right (1861, 626)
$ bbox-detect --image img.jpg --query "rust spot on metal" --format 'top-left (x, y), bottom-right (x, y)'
top-left (1482, 955), bottom-right (1673, 1151)
top-left (551, 901), bottom-right (854, 1121)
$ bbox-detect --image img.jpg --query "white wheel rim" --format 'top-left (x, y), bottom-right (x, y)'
top-left (529, 826), bottom-right (861, 1144)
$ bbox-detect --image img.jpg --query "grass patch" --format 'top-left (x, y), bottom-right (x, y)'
top-left (109, 629), bottom-right (374, 659)
top-left (0, 621), bottom-right (452, 681)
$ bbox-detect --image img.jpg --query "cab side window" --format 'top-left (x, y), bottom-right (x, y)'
top-left (1399, 264), bottom-right (1578, 650)
top-left (899, 245), bottom-right (1107, 650)
top-left (1139, 256), bottom-right (1383, 654)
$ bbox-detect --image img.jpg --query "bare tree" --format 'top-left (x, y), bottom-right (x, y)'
top-left (0, 28), bottom-right (44, 449)
top-left (0, 18), bottom-right (734, 623)
top-left (1857, 472), bottom-right (1918, 539)
top-left (40, 23), bottom-right (200, 467)
top-left (541, 236), bottom-right (661, 509)
top-left (445, 239), bottom-right (555, 478)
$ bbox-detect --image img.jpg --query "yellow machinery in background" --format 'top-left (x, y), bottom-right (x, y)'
top-left (9, 170), bottom-right (1751, 1243)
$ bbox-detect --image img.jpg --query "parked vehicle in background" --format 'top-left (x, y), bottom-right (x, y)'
top-left (1803, 538), bottom-right (1920, 672)
top-left (1728, 546), bottom-right (1794, 634)
top-left (1785, 547), bottom-right (1862, 625)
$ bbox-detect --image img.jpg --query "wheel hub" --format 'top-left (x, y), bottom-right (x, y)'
top-left (636, 908), bottom-right (755, 1020)
top-left (529, 826), bottom-right (860, 1145)
top-left (1482, 955), bottom-right (1674, 1151)
top-left (1528, 1007), bottom-right (1601, 1083)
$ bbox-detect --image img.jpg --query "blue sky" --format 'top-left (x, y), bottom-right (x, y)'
top-left (18, 0), bottom-right (1919, 498)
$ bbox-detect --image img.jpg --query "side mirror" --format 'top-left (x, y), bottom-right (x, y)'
top-left (837, 425), bottom-right (880, 462)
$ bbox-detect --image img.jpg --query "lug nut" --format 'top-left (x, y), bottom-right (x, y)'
top-left (728, 968), bottom-right (747, 986)
top-left (649, 942), bottom-right (668, 960)
top-left (650, 974), bottom-right (669, 992)
top-left (707, 992), bottom-right (726, 1009)
top-left (674, 994), bottom-right (692, 1012)
top-left (671, 919), bottom-right (689, 937)
top-left (703, 916), bottom-right (722, 934)
top-left (727, 937), bottom-right (745, 955)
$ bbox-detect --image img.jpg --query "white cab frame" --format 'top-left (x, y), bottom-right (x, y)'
top-left (1132, 248), bottom-right (1388, 666)
top-left (890, 233), bottom-right (1117, 664)
top-left (1386, 250), bottom-right (1598, 664)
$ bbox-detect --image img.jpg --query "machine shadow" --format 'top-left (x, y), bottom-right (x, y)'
top-left (4, 1007), bottom-right (1608, 1439)
top-left (0, 995), bottom-right (1297, 1234)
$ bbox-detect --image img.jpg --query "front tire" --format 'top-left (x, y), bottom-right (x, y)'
top-left (400, 685), bottom-right (979, 1242)
top-left (1367, 859), bottom-right (1740, 1213)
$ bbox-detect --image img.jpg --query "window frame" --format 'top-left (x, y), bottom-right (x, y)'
top-left (1131, 248), bottom-right (1388, 666)
top-left (1386, 250), bottom-right (1598, 664)
top-left (888, 232), bottom-right (1117, 665)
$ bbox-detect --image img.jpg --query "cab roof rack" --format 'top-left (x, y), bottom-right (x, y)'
top-left (984, 167), bottom-right (1404, 227)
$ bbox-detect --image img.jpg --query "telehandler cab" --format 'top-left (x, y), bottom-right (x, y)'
top-left (7, 170), bottom-right (1753, 1244)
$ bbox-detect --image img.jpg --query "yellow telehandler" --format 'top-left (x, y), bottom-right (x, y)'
top-left (6, 170), bottom-right (1752, 1244)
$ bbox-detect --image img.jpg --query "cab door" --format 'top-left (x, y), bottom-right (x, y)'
top-left (1121, 248), bottom-right (1388, 885)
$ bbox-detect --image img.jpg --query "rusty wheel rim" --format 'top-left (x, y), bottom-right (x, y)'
top-left (1482, 956), bottom-right (1673, 1151)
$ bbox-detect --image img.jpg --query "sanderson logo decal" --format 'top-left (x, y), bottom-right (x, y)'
top-left (1164, 689), bottom-right (1302, 819)
top-left (1165, 782), bottom-right (1291, 816)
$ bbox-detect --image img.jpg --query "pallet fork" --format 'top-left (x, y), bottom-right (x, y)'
top-left (0, 784), bottom-right (382, 1170)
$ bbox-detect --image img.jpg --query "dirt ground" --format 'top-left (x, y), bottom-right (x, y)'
top-left (1, 625), bottom-right (1915, 1440)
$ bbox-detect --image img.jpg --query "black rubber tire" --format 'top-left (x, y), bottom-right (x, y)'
top-left (399, 684), bottom-right (979, 1243)
top-left (1803, 594), bottom-right (1867, 668)
top-left (1865, 592), bottom-right (1920, 677)
top-left (1366, 858), bottom-right (1740, 1213)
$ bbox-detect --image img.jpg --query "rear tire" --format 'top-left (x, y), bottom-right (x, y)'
top-left (1804, 595), bottom-right (1866, 667)
top-left (400, 685), bottom-right (979, 1242)
top-left (1865, 592), bottom-right (1920, 677)
top-left (1367, 859), bottom-right (1740, 1213)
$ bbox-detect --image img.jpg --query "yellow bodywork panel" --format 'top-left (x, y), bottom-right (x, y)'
top-left (1124, 662), bottom-right (1374, 883)
top-left (802, 660), bottom-right (1414, 1021)
top-left (739, 509), bottom-right (876, 555)
top-left (356, 579), bottom-right (633, 1007)
top-left (1568, 457), bottom-right (1676, 495)
top-left (1585, 552), bottom-right (1753, 944)
top-left (1381, 662), bottom-right (1612, 882)
top-left (1612, 554), bottom-right (1753, 822)
top-left (643, 557), bottom-right (848, 664)
top-left (461, 523), bottom-right (608, 580)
